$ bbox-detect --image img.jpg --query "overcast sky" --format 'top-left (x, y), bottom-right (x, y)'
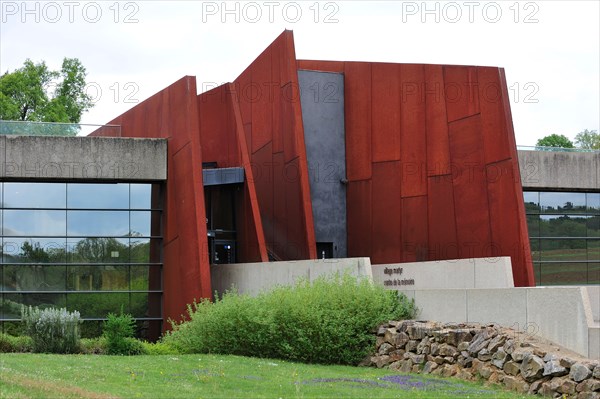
top-left (1, 1), bottom-right (598, 145)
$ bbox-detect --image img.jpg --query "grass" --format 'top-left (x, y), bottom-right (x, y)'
top-left (0, 353), bottom-right (530, 399)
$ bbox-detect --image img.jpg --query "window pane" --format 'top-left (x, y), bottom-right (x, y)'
top-left (3, 210), bottom-right (66, 236)
top-left (526, 215), bottom-right (540, 237)
top-left (3, 265), bottom-right (65, 291)
top-left (67, 184), bottom-right (129, 209)
top-left (131, 265), bottom-right (161, 291)
top-left (589, 239), bottom-right (600, 261)
top-left (130, 211), bottom-right (151, 236)
top-left (2, 238), bottom-right (66, 263)
top-left (67, 211), bottom-right (129, 236)
top-left (589, 263), bottom-right (600, 285)
top-left (540, 239), bottom-right (586, 261)
top-left (67, 292), bottom-right (129, 318)
top-left (131, 292), bottom-right (161, 318)
top-left (587, 216), bottom-right (600, 238)
top-left (540, 215), bottom-right (587, 237)
top-left (587, 193), bottom-right (600, 214)
top-left (540, 262), bottom-right (588, 285)
top-left (3, 293), bottom-right (66, 318)
top-left (130, 238), bottom-right (161, 263)
top-left (67, 238), bottom-right (129, 263)
top-left (3, 183), bottom-right (66, 209)
top-left (533, 263), bottom-right (541, 286)
top-left (130, 184), bottom-right (152, 209)
top-left (80, 320), bottom-right (103, 338)
top-left (530, 239), bottom-right (540, 261)
top-left (540, 192), bottom-right (586, 214)
top-left (67, 265), bottom-right (129, 291)
top-left (523, 192), bottom-right (540, 213)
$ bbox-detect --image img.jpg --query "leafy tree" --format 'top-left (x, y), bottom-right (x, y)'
top-left (0, 58), bottom-right (93, 128)
top-left (536, 134), bottom-right (574, 149)
top-left (574, 129), bottom-right (600, 150)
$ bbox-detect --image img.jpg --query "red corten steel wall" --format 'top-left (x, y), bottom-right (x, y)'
top-left (197, 83), bottom-right (268, 263)
top-left (91, 76), bottom-right (213, 325)
top-left (230, 31), bottom-right (317, 261)
top-left (297, 60), bottom-right (534, 287)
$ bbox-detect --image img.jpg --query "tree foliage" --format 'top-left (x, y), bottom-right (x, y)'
top-left (0, 58), bottom-right (93, 123)
top-left (536, 134), bottom-right (574, 149)
top-left (574, 129), bottom-right (600, 150)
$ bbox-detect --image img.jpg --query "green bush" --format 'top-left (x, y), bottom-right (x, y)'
top-left (142, 341), bottom-right (178, 355)
top-left (79, 337), bottom-right (107, 354)
top-left (164, 273), bottom-right (417, 365)
top-left (21, 306), bottom-right (81, 353)
top-left (0, 333), bottom-right (33, 353)
top-left (103, 311), bottom-right (145, 355)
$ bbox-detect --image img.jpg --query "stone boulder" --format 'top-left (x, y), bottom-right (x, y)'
top-left (520, 354), bottom-right (545, 382)
top-left (570, 363), bottom-right (593, 382)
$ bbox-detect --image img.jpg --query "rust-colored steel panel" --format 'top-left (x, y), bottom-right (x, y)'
top-left (371, 161), bottom-right (402, 263)
top-left (486, 159), bottom-right (534, 286)
top-left (233, 30), bottom-right (316, 260)
top-left (346, 180), bottom-right (372, 258)
top-left (344, 62), bottom-right (372, 181)
top-left (198, 85), bottom-right (238, 167)
top-left (427, 175), bottom-right (459, 260)
top-left (400, 64), bottom-right (427, 197)
top-left (92, 76), bottom-right (212, 329)
top-left (478, 67), bottom-right (511, 164)
top-left (424, 65), bottom-right (451, 176)
top-left (444, 65), bottom-right (480, 123)
top-left (402, 195), bottom-right (429, 262)
top-left (372, 63), bottom-right (401, 162)
top-left (448, 115), bottom-right (493, 259)
top-left (297, 60), bottom-right (345, 73)
top-left (251, 46), bottom-right (274, 154)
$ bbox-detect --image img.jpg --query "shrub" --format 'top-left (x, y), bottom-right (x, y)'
top-left (21, 306), bottom-right (81, 353)
top-left (0, 333), bottom-right (33, 353)
top-left (79, 337), bottom-right (107, 354)
top-left (103, 311), bottom-right (145, 355)
top-left (164, 273), bottom-right (417, 365)
top-left (142, 341), bottom-right (178, 355)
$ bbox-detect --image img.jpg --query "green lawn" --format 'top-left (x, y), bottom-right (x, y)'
top-left (0, 353), bottom-right (529, 399)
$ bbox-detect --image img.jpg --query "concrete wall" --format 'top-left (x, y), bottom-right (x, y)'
top-left (518, 149), bottom-right (600, 190)
top-left (210, 257), bottom-right (372, 296)
top-left (371, 257), bottom-right (514, 290)
top-left (298, 70), bottom-right (347, 258)
top-left (399, 286), bottom-right (598, 359)
top-left (0, 135), bottom-right (167, 181)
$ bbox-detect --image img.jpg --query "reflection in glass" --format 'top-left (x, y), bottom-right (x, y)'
top-left (67, 211), bottom-right (129, 236)
top-left (523, 192), bottom-right (540, 213)
top-left (67, 293), bottom-right (129, 318)
top-left (130, 238), bottom-right (161, 263)
top-left (540, 192), bottom-right (586, 214)
top-left (530, 239), bottom-right (540, 261)
top-left (67, 238), bottom-right (129, 263)
top-left (131, 293), bottom-right (161, 318)
top-left (3, 293), bottom-right (66, 318)
top-left (589, 263), bottom-right (600, 284)
top-left (67, 265), bottom-right (129, 291)
top-left (3, 265), bottom-right (66, 291)
top-left (588, 193), bottom-right (600, 214)
top-left (67, 184), bottom-right (129, 209)
top-left (130, 211), bottom-right (152, 236)
top-left (526, 215), bottom-right (539, 237)
top-left (540, 262), bottom-right (588, 285)
top-left (540, 239), bottom-right (586, 261)
top-left (540, 215), bottom-right (588, 237)
top-left (587, 216), bottom-right (600, 238)
top-left (130, 184), bottom-right (152, 209)
top-left (2, 239), bottom-right (66, 263)
top-left (589, 239), bottom-right (600, 261)
top-left (3, 210), bottom-right (66, 236)
top-left (3, 183), bottom-right (66, 209)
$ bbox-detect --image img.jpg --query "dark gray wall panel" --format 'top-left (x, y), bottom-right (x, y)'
top-left (299, 70), bottom-right (347, 258)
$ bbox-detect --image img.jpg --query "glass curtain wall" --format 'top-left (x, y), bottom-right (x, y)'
top-left (0, 182), bottom-right (162, 338)
top-left (524, 191), bottom-right (599, 285)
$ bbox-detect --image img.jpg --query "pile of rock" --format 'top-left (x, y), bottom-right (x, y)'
top-left (365, 320), bottom-right (599, 398)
